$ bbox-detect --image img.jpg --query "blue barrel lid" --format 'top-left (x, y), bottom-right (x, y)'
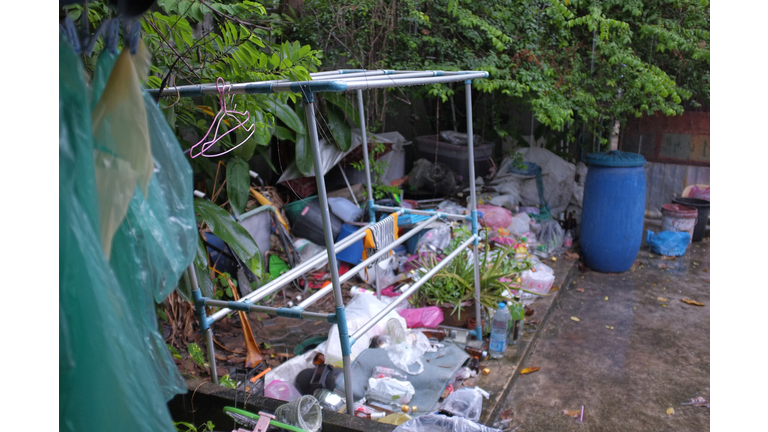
top-left (585, 150), bottom-right (646, 167)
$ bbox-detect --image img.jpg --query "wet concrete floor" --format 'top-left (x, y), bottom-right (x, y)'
top-left (489, 242), bottom-right (710, 431)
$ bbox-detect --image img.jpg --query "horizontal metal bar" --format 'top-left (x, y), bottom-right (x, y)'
top-left (374, 205), bottom-right (467, 220)
top-left (210, 225), bottom-right (372, 321)
top-left (350, 235), bottom-right (477, 342)
top-left (343, 72), bottom-right (488, 91)
top-left (204, 299), bottom-right (331, 321)
top-left (298, 214), bottom-right (440, 309)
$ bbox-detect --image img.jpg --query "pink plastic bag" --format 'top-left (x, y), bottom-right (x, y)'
top-left (689, 185), bottom-right (710, 201)
top-left (398, 306), bottom-right (444, 328)
top-left (478, 204), bottom-right (513, 229)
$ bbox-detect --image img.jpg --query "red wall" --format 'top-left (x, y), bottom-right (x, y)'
top-left (620, 112), bottom-right (709, 167)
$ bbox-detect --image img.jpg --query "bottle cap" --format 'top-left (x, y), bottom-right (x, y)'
top-left (499, 302), bottom-right (505, 308)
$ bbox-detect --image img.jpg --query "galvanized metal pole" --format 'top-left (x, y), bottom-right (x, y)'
top-left (303, 96), bottom-right (356, 415)
top-left (465, 80), bottom-right (484, 341)
top-left (189, 264), bottom-right (218, 385)
top-left (357, 89), bottom-right (376, 224)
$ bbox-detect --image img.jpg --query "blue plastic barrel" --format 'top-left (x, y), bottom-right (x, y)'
top-left (580, 151), bottom-right (647, 273)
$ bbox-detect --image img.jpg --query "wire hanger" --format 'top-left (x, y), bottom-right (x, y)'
top-left (189, 77), bottom-right (256, 158)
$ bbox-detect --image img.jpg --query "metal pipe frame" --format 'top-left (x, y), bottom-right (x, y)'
top-left (465, 80), bottom-right (484, 341)
top-left (297, 214), bottom-right (441, 309)
top-left (350, 235), bottom-right (477, 342)
top-left (167, 70), bottom-right (488, 416)
top-left (374, 204), bottom-right (467, 221)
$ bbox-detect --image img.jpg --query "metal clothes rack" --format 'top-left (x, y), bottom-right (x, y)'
top-left (151, 69), bottom-right (488, 415)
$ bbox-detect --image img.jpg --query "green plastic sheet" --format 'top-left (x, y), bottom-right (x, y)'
top-left (60, 34), bottom-right (195, 432)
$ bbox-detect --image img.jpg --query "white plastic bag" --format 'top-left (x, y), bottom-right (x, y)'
top-left (324, 295), bottom-right (408, 366)
top-left (393, 414), bottom-right (502, 432)
top-left (366, 376), bottom-right (416, 405)
top-left (509, 212), bottom-right (531, 237)
top-left (385, 320), bottom-right (436, 375)
top-left (439, 387), bottom-right (489, 422)
top-left (520, 262), bottom-right (555, 296)
top-left (416, 225), bottom-right (452, 252)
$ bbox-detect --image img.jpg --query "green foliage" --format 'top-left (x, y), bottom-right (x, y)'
top-left (187, 342), bottom-right (206, 369)
top-left (175, 420), bottom-right (216, 432)
top-left (226, 156), bottom-right (250, 216)
top-left (194, 199), bottom-right (263, 277)
top-left (220, 374), bottom-right (237, 389)
top-left (288, 0), bottom-right (709, 150)
top-left (349, 138), bottom-right (399, 200)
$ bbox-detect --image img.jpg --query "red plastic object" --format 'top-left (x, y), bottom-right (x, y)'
top-left (661, 203), bottom-right (697, 218)
top-left (398, 306), bottom-right (444, 328)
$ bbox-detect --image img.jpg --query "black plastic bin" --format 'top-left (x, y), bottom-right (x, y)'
top-left (292, 198), bottom-right (343, 247)
top-left (672, 197), bottom-right (709, 242)
top-left (414, 135), bottom-right (494, 180)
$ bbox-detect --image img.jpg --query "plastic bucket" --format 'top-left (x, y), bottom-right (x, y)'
top-left (660, 203), bottom-right (698, 245)
top-left (672, 197), bottom-right (709, 242)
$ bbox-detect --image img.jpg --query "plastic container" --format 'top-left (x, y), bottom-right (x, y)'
top-left (265, 380), bottom-right (302, 402)
top-left (274, 395), bottom-right (323, 432)
top-left (292, 198), bottom-right (343, 247)
top-left (415, 135), bottom-right (494, 180)
top-left (672, 197), bottom-right (709, 242)
top-left (563, 229), bottom-right (574, 248)
top-left (581, 151), bottom-right (647, 273)
top-left (350, 286), bottom-right (375, 296)
top-left (335, 223), bottom-right (364, 264)
top-left (489, 303), bottom-right (510, 359)
top-left (284, 196), bottom-right (317, 224)
top-left (660, 203), bottom-right (698, 245)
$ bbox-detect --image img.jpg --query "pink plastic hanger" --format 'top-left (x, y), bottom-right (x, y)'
top-left (189, 77), bottom-right (255, 158)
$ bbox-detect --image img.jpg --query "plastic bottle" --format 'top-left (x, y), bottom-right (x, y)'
top-left (489, 302), bottom-right (510, 358)
top-left (350, 286), bottom-right (375, 296)
top-left (563, 229), bottom-right (574, 248)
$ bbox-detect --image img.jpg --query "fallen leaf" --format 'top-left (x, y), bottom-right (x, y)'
top-left (662, 304), bottom-right (667, 307)
top-left (658, 263), bottom-right (668, 269)
top-left (576, 288), bottom-right (585, 292)
top-left (520, 367), bottom-right (540, 375)
top-left (604, 296), bottom-right (609, 301)
top-left (666, 407), bottom-right (675, 416)
top-left (657, 297), bottom-right (668, 302)
top-left (214, 352), bottom-right (228, 361)
top-left (565, 251), bottom-right (580, 260)
top-left (563, 409), bottom-right (580, 418)
top-left (570, 316), bottom-right (580, 322)
top-left (605, 325), bottom-right (614, 330)
top-left (681, 298), bottom-right (705, 306)
top-left (682, 396), bottom-right (709, 407)
top-left (550, 285), bottom-right (560, 292)
top-left (524, 306), bottom-right (535, 316)
top-left (661, 255), bottom-right (677, 261)
top-left (500, 409), bottom-right (515, 420)
top-left (703, 268), bottom-right (708, 273)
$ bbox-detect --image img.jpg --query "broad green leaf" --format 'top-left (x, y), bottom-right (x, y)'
top-left (176, 235), bottom-right (214, 302)
top-left (226, 156), bottom-right (250, 216)
top-left (324, 93), bottom-right (360, 127)
top-left (327, 104), bottom-right (352, 151)
top-left (194, 199), bottom-right (262, 277)
top-left (508, 302), bottom-right (525, 321)
top-left (274, 125), bottom-right (296, 141)
top-left (231, 127), bottom-right (258, 160)
top-left (295, 130), bottom-right (314, 176)
top-left (272, 99), bottom-right (305, 134)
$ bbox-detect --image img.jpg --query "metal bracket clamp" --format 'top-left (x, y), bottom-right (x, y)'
top-left (276, 306), bottom-right (304, 319)
top-left (192, 289), bottom-right (215, 335)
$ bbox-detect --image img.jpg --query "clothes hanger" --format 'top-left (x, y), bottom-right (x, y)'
top-left (189, 77), bottom-right (256, 158)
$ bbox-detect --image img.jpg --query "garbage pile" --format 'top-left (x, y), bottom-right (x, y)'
top-left (199, 141), bottom-right (586, 431)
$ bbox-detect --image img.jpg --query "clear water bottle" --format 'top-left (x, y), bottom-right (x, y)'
top-left (489, 302), bottom-right (510, 358)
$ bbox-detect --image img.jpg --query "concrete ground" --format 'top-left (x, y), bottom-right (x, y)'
top-left (488, 242), bottom-right (710, 431)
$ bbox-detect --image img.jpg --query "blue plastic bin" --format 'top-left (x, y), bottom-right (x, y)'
top-left (335, 223), bottom-right (364, 265)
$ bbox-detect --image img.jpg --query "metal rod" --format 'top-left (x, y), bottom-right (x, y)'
top-left (298, 214), bottom-right (439, 309)
top-left (374, 204), bottom-right (467, 220)
top-left (465, 80), bottom-right (484, 341)
top-left (210, 226), bottom-right (369, 321)
top-left (343, 73), bottom-right (488, 91)
top-left (205, 328), bottom-right (218, 385)
top-left (338, 165), bottom-right (359, 207)
top-left (304, 98), bottom-right (356, 415)
top-left (203, 299), bottom-right (331, 321)
top-left (351, 235), bottom-right (477, 342)
top-left (357, 89), bottom-right (375, 220)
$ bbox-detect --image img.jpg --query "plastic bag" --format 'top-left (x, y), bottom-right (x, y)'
top-left (439, 387), bottom-right (488, 422)
top-left (324, 295), bottom-right (408, 366)
top-left (385, 320), bottom-right (437, 375)
top-left (398, 306), bottom-right (444, 329)
top-left (478, 204), bottom-right (513, 229)
top-left (328, 197), bottom-right (363, 222)
top-left (509, 212), bottom-right (531, 237)
top-left (366, 376), bottom-right (416, 406)
top-left (439, 130), bottom-right (482, 146)
top-left (265, 380), bottom-right (303, 402)
top-left (393, 414), bottom-right (502, 432)
top-left (689, 185), bottom-right (710, 201)
top-left (407, 158), bottom-right (458, 193)
top-left (646, 230), bottom-right (691, 256)
top-left (520, 262), bottom-right (555, 296)
top-left (60, 35), bottom-right (179, 432)
top-left (538, 219), bottom-right (565, 253)
top-left (437, 200), bottom-right (468, 215)
top-left (416, 225), bottom-right (452, 252)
